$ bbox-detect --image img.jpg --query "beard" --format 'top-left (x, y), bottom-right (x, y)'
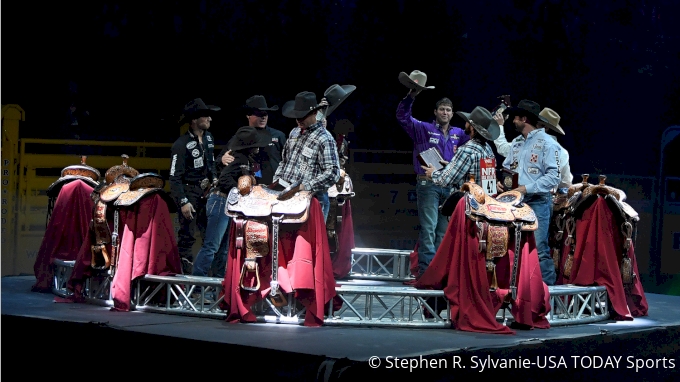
top-left (464, 124), bottom-right (472, 136)
top-left (513, 120), bottom-right (524, 133)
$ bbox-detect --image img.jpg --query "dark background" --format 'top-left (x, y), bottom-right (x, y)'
top-left (3, 0), bottom-right (680, 177)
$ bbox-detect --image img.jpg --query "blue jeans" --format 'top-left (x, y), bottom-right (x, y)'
top-left (192, 192), bottom-right (230, 278)
top-left (315, 191), bottom-right (330, 222)
top-left (416, 178), bottom-right (451, 275)
top-left (524, 192), bottom-right (556, 286)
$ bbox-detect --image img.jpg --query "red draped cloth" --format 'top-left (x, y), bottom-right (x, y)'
top-left (331, 199), bottom-right (355, 279)
top-left (557, 197), bottom-right (648, 319)
top-left (32, 180), bottom-right (94, 292)
top-left (409, 242), bottom-right (419, 277)
top-left (415, 198), bottom-right (550, 334)
top-left (220, 198), bottom-right (337, 327)
top-left (65, 194), bottom-right (182, 310)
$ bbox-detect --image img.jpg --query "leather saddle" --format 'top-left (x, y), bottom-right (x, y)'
top-left (46, 155), bottom-right (101, 227)
top-left (90, 155), bottom-right (139, 273)
top-left (326, 170), bottom-right (355, 253)
top-left (114, 172), bottom-right (174, 212)
top-left (553, 174), bottom-right (639, 284)
top-left (460, 178), bottom-right (537, 299)
top-left (226, 176), bottom-right (314, 303)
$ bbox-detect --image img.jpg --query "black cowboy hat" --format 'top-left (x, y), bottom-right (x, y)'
top-left (503, 99), bottom-right (556, 130)
top-left (245, 95), bottom-right (279, 112)
top-left (455, 106), bottom-right (500, 141)
top-left (324, 84), bottom-right (356, 117)
top-left (229, 126), bottom-right (272, 151)
top-left (180, 98), bottom-right (220, 123)
top-left (282, 91), bottom-right (323, 119)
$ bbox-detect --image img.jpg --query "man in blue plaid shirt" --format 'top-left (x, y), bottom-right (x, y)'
top-left (275, 91), bottom-right (341, 221)
top-left (422, 106), bottom-right (501, 193)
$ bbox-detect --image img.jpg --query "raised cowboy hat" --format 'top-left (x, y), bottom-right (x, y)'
top-left (245, 95), bottom-right (279, 112)
top-left (229, 126), bottom-right (272, 151)
top-left (180, 98), bottom-right (221, 123)
top-left (455, 106), bottom-right (501, 141)
top-left (282, 91), bottom-right (323, 119)
top-left (503, 99), bottom-right (556, 130)
top-left (398, 70), bottom-right (435, 90)
top-left (323, 84), bottom-right (356, 117)
top-left (538, 107), bottom-right (565, 135)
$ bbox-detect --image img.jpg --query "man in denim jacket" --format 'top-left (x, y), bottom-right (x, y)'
top-left (498, 99), bottom-right (562, 285)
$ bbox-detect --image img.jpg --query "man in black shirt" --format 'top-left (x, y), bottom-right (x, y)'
top-left (190, 126), bottom-right (272, 294)
top-left (169, 98), bottom-right (220, 274)
top-left (218, 95), bottom-right (286, 185)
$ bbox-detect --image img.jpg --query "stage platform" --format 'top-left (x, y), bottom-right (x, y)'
top-left (3, 275), bottom-right (680, 381)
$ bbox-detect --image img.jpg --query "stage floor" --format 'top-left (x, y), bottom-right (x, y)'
top-left (3, 275), bottom-right (679, 381)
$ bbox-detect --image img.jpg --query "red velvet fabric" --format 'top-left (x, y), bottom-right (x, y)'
top-left (409, 242), bottom-right (420, 277)
top-left (220, 198), bottom-right (337, 327)
top-left (331, 199), bottom-right (355, 279)
top-left (557, 197), bottom-right (648, 319)
top-left (32, 180), bottom-right (94, 292)
top-left (415, 197), bottom-right (551, 334)
top-left (65, 194), bottom-right (182, 309)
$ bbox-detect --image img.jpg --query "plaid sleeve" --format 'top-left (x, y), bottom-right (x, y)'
top-left (306, 132), bottom-right (340, 192)
top-left (432, 145), bottom-right (474, 188)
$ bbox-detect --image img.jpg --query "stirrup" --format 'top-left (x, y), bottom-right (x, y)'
top-left (90, 244), bottom-right (110, 270)
top-left (239, 260), bottom-right (260, 292)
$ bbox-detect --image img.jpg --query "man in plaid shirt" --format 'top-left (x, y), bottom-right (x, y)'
top-left (275, 91), bottom-right (341, 221)
top-left (422, 106), bottom-right (501, 193)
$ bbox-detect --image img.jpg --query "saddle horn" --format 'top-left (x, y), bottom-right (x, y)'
top-left (104, 154), bottom-right (140, 184)
top-left (598, 175), bottom-right (606, 185)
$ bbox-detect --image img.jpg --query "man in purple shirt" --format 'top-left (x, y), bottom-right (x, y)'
top-left (396, 83), bottom-right (469, 279)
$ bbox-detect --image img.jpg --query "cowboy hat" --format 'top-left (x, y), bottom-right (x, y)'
top-left (538, 107), bottom-right (565, 135)
top-left (398, 70), bottom-right (435, 90)
top-left (245, 95), bottom-right (279, 112)
top-left (229, 126), bottom-right (272, 151)
top-left (180, 98), bottom-right (221, 123)
top-left (323, 84), bottom-right (356, 117)
top-left (455, 106), bottom-right (501, 141)
top-left (503, 99), bottom-right (556, 130)
top-left (282, 91), bottom-right (323, 119)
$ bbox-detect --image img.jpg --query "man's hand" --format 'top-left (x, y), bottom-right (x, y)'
top-left (439, 159), bottom-right (450, 166)
top-left (319, 98), bottom-right (329, 108)
top-left (496, 181), bottom-right (505, 193)
top-left (513, 185), bottom-right (527, 194)
top-left (421, 163), bottom-right (436, 179)
top-left (181, 203), bottom-right (196, 220)
top-left (492, 110), bottom-right (505, 127)
top-left (222, 150), bottom-right (235, 166)
top-left (409, 88), bottom-right (422, 99)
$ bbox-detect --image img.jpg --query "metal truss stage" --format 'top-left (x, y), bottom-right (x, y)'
top-left (4, 274), bottom-right (680, 382)
top-left (52, 253), bottom-right (609, 328)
